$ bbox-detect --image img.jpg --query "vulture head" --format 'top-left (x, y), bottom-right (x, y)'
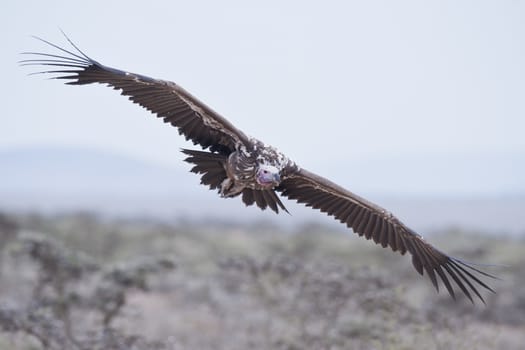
top-left (256, 165), bottom-right (281, 188)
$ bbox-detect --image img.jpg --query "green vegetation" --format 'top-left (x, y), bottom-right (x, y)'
top-left (0, 212), bottom-right (523, 349)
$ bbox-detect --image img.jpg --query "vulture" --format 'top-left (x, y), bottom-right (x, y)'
top-left (22, 33), bottom-right (496, 303)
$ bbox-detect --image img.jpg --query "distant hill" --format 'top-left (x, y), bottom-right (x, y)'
top-left (0, 146), bottom-right (191, 195)
top-left (1, 146), bottom-right (524, 234)
top-left (319, 151), bottom-right (525, 197)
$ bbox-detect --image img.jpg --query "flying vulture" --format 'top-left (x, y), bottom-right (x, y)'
top-left (22, 33), bottom-right (496, 303)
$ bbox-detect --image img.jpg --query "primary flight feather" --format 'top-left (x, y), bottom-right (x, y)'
top-left (22, 33), bottom-right (496, 303)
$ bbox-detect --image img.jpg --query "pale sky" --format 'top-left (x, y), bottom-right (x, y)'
top-left (2, 1), bottom-right (524, 196)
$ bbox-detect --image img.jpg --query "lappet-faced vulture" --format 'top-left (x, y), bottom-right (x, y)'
top-left (22, 33), bottom-right (496, 303)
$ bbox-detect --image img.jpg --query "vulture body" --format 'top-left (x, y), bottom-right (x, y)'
top-left (22, 34), bottom-right (496, 303)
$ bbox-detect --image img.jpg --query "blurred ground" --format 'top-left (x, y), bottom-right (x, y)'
top-left (0, 212), bottom-right (523, 349)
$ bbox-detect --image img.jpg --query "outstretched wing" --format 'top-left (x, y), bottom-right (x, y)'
top-left (21, 34), bottom-right (250, 154)
top-left (278, 168), bottom-right (496, 303)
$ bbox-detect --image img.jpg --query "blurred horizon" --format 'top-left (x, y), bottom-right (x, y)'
top-left (1, 146), bottom-right (524, 236)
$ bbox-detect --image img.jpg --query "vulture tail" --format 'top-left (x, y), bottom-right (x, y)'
top-left (181, 149), bottom-right (228, 191)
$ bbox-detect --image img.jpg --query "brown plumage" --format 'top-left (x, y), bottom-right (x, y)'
top-left (22, 33), bottom-right (497, 303)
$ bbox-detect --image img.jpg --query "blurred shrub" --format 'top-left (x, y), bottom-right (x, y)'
top-left (0, 231), bottom-right (175, 350)
top-left (0, 213), bottom-right (522, 350)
